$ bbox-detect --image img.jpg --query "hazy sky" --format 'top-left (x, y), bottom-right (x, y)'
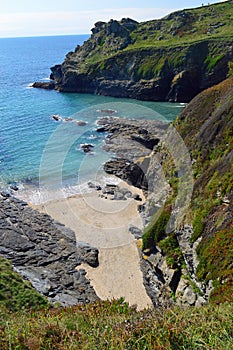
top-left (0, 0), bottom-right (228, 38)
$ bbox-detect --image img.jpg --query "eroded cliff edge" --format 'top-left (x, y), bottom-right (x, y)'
top-left (33, 1), bottom-right (233, 102)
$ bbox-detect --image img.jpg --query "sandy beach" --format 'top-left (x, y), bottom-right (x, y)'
top-left (32, 180), bottom-right (152, 310)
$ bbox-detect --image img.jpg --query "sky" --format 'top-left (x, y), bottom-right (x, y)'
top-left (0, 0), bottom-right (229, 38)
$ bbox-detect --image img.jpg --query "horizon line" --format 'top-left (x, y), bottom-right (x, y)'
top-left (0, 33), bottom-right (90, 39)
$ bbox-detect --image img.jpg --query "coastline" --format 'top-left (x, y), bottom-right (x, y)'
top-left (31, 179), bottom-right (153, 310)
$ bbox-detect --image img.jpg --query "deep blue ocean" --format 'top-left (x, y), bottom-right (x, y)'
top-left (0, 35), bottom-right (184, 203)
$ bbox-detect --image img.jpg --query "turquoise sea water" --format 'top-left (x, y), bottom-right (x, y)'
top-left (0, 35), bottom-right (184, 203)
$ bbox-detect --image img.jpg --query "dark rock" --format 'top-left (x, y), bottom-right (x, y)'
top-left (120, 18), bottom-right (138, 31)
top-left (104, 158), bottom-right (148, 190)
top-left (76, 120), bottom-right (87, 126)
top-left (88, 181), bottom-right (96, 188)
top-left (51, 114), bottom-right (62, 121)
top-left (131, 134), bottom-right (160, 150)
top-left (10, 185), bottom-right (18, 191)
top-left (76, 242), bottom-right (99, 268)
top-left (32, 81), bottom-right (55, 90)
top-left (1, 191), bottom-right (10, 198)
top-left (91, 21), bottom-right (106, 34)
top-left (1, 230), bottom-right (35, 252)
top-left (129, 225), bottom-right (143, 239)
top-left (96, 126), bottom-right (107, 133)
top-left (133, 194), bottom-right (142, 201)
top-left (0, 194), bottom-right (99, 306)
top-left (102, 184), bottom-right (119, 195)
top-left (81, 144), bottom-right (94, 153)
top-left (112, 191), bottom-right (126, 201)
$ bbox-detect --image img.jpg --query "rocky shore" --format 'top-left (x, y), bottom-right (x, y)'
top-left (96, 117), bottom-right (170, 224)
top-left (0, 192), bottom-right (99, 306)
top-left (97, 116), bottom-right (213, 307)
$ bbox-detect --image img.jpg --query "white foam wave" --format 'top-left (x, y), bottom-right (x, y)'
top-left (26, 83), bottom-right (34, 89)
top-left (15, 174), bottom-right (121, 205)
top-left (16, 181), bottom-right (93, 205)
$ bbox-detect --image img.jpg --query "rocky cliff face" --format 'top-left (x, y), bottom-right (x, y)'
top-left (145, 77), bottom-right (233, 305)
top-left (33, 1), bottom-right (233, 102)
top-left (98, 77), bottom-right (233, 306)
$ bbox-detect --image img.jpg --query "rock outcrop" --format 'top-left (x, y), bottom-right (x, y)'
top-left (0, 193), bottom-right (99, 306)
top-left (99, 77), bottom-right (233, 306)
top-left (33, 2), bottom-right (233, 102)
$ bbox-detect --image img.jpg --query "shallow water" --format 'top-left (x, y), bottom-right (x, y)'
top-left (0, 35), bottom-right (183, 203)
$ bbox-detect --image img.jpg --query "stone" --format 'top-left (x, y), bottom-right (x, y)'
top-left (129, 225), bottom-right (143, 239)
top-left (81, 144), bottom-right (94, 153)
top-left (51, 114), bottom-right (62, 121)
top-left (182, 286), bottom-right (197, 305)
top-left (1, 191), bottom-right (10, 198)
top-left (10, 185), bottom-right (18, 191)
top-left (76, 120), bottom-right (87, 126)
top-left (133, 194), bottom-right (142, 201)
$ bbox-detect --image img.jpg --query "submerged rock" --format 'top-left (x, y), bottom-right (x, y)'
top-left (81, 144), bottom-right (94, 153)
top-left (32, 81), bottom-right (55, 90)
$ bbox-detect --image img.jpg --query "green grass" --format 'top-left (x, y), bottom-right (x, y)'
top-left (0, 256), bottom-right (48, 313)
top-left (158, 233), bottom-right (184, 269)
top-left (0, 299), bottom-right (232, 349)
top-left (142, 77), bottom-right (233, 303)
top-left (66, 1), bottom-right (233, 78)
top-left (204, 53), bottom-right (225, 72)
top-left (128, 1), bottom-right (233, 50)
top-left (142, 205), bottom-right (171, 252)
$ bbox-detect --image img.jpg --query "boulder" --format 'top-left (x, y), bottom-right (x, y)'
top-left (81, 144), bottom-right (94, 153)
top-left (32, 81), bottom-right (55, 90)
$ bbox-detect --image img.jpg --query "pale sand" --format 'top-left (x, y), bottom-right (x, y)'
top-left (32, 182), bottom-right (152, 310)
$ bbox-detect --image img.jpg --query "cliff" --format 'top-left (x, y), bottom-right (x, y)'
top-left (143, 77), bottom-right (233, 305)
top-left (33, 1), bottom-right (233, 102)
top-left (98, 77), bottom-right (233, 306)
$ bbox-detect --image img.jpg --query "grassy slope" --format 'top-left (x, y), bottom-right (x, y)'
top-left (0, 256), bottom-right (48, 314)
top-left (142, 77), bottom-right (233, 303)
top-left (0, 241), bottom-right (231, 349)
top-left (80, 0), bottom-right (233, 69)
top-left (175, 77), bottom-right (233, 303)
top-left (0, 299), bottom-right (232, 349)
top-left (129, 1), bottom-right (233, 49)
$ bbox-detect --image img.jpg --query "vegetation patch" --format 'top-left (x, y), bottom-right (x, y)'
top-left (196, 226), bottom-right (233, 303)
top-left (0, 256), bottom-right (48, 313)
top-left (142, 205), bottom-right (171, 252)
top-left (158, 233), bottom-right (184, 269)
top-left (204, 53), bottom-right (224, 73)
top-left (0, 299), bottom-right (233, 349)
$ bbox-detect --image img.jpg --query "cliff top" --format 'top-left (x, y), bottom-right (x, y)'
top-left (67, 0), bottom-right (233, 69)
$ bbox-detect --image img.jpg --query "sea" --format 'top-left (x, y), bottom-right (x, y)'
top-left (0, 35), bottom-right (184, 204)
